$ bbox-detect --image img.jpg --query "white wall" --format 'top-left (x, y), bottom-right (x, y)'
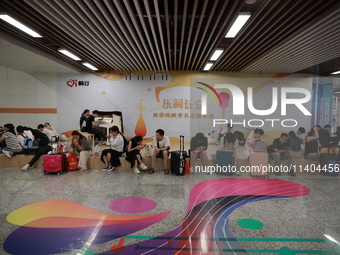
top-left (0, 65), bottom-right (58, 130)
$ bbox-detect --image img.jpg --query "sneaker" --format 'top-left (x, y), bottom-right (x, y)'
top-left (107, 165), bottom-right (114, 172)
top-left (275, 172), bottom-right (282, 176)
top-left (22, 164), bottom-right (30, 171)
top-left (190, 167), bottom-right (195, 174)
top-left (102, 165), bottom-right (109, 171)
top-left (139, 163), bottom-right (148, 170)
top-left (3, 150), bottom-right (12, 158)
top-left (134, 168), bottom-right (140, 174)
top-left (206, 170), bottom-right (212, 175)
top-left (235, 171), bottom-right (241, 176)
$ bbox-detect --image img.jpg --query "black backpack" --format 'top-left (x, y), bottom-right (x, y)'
top-left (39, 132), bottom-right (50, 146)
top-left (122, 135), bottom-right (128, 153)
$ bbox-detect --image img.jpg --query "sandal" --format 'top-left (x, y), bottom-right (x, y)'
top-left (149, 168), bottom-right (155, 174)
top-left (164, 169), bottom-right (170, 174)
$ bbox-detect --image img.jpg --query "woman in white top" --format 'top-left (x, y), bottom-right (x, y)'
top-left (101, 125), bottom-right (125, 171)
top-left (43, 122), bottom-right (59, 142)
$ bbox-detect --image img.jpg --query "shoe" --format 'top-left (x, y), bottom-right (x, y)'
top-left (164, 169), bottom-right (169, 174)
top-left (190, 167), bottom-right (195, 174)
top-left (107, 165), bottom-right (114, 172)
top-left (102, 165), bottom-right (109, 171)
top-left (139, 163), bottom-right (148, 170)
top-left (22, 164), bottom-right (30, 171)
top-left (3, 150), bottom-right (12, 158)
top-left (235, 171), bottom-right (241, 176)
top-left (134, 168), bottom-right (140, 174)
top-left (275, 172), bottom-right (281, 176)
top-left (288, 171), bottom-right (296, 176)
top-left (206, 171), bottom-right (212, 175)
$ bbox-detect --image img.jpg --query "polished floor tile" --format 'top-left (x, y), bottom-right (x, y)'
top-left (1, 166), bottom-right (340, 255)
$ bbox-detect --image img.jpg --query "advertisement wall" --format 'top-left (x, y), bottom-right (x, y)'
top-left (57, 71), bottom-right (314, 141)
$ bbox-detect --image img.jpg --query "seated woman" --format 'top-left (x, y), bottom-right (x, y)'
top-left (125, 135), bottom-right (147, 174)
top-left (190, 132), bottom-right (209, 173)
top-left (101, 125), bottom-right (125, 172)
top-left (80, 109), bottom-right (90, 131)
top-left (43, 122), bottom-right (59, 142)
top-left (234, 131), bottom-right (246, 146)
top-left (305, 126), bottom-right (320, 161)
top-left (0, 123), bottom-right (21, 153)
top-left (70, 130), bottom-right (92, 171)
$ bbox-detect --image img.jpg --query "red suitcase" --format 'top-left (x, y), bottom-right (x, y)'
top-left (43, 154), bottom-right (65, 175)
top-left (249, 152), bottom-right (268, 178)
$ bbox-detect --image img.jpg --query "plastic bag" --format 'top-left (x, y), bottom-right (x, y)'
top-left (60, 134), bottom-right (68, 142)
top-left (144, 143), bottom-right (153, 158)
top-left (92, 145), bottom-right (100, 158)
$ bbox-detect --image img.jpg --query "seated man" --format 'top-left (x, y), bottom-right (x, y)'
top-left (32, 125), bottom-right (50, 146)
top-left (318, 124), bottom-right (331, 148)
top-left (190, 132), bottom-right (209, 174)
top-left (83, 110), bottom-right (107, 143)
top-left (149, 129), bottom-right (170, 174)
top-left (244, 128), bottom-right (264, 158)
top-left (269, 133), bottom-right (295, 176)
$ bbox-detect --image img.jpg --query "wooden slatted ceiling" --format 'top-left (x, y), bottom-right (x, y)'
top-left (0, 0), bottom-right (339, 75)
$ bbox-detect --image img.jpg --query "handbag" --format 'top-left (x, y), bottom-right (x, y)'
top-left (66, 154), bottom-right (79, 171)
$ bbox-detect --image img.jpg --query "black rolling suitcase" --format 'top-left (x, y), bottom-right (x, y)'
top-left (320, 148), bottom-right (339, 176)
top-left (170, 135), bottom-right (187, 175)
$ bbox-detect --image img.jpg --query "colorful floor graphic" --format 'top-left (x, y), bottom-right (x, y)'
top-left (4, 178), bottom-right (340, 255)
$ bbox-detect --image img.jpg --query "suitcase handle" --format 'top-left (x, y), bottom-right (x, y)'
top-left (180, 135), bottom-right (184, 151)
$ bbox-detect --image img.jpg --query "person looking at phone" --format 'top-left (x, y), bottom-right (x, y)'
top-left (269, 133), bottom-right (295, 176)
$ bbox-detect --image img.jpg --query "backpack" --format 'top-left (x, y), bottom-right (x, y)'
top-left (253, 140), bottom-right (268, 152)
top-left (21, 135), bottom-right (33, 149)
top-left (39, 132), bottom-right (49, 146)
top-left (122, 135), bottom-right (128, 153)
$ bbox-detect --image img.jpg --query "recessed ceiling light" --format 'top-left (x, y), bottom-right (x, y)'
top-left (203, 62), bottom-right (214, 71)
top-left (210, 49), bottom-right (224, 61)
top-left (58, 49), bottom-right (81, 61)
top-left (82, 62), bottom-right (98, 71)
top-left (225, 13), bottom-right (251, 38)
top-left (0, 14), bottom-right (42, 38)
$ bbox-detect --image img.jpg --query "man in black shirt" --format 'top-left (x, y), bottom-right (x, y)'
top-left (83, 110), bottom-right (107, 143)
top-left (269, 133), bottom-right (295, 176)
top-left (318, 124), bottom-right (331, 148)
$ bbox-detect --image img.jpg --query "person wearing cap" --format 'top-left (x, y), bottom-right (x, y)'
top-left (190, 132), bottom-right (209, 174)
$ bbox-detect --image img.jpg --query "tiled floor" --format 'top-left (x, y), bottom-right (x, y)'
top-left (1, 166), bottom-right (339, 255)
